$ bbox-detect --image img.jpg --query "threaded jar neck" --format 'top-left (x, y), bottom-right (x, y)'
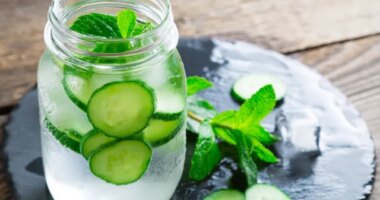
top-left (45, 0), bottom-right (178, 72)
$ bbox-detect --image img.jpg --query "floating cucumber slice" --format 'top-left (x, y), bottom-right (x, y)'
top-left (89, 140), bottom-right (152, 185)
top-left (80, 130), bottom-right (116, 159)
top-left (44, 118), bottom-right (82, 153)
top-left (62, 65), bottom-right (125, 111)
top-left (231, 73), bottom-right (286, 102)
top-left (38, 56), bottom-right (93, 136)
top-left (142, 117), bottom-right (184, 147)
top-left (204, 189), bottom-right (245, 200)
top-left (87, 81), bottom-right (155, 138)
top-left (245, 184), bottom-right (291, 200)
top-left (154, 89), bottom-right (185, 120)
top-left (62, 66), bottom-right (93, 111)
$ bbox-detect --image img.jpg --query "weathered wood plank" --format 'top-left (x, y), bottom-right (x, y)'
top-left (291, 35), bottom-right (380, 200)
top-left (172, 0), bottom-right (380, 52)
top-left (1, 0), bottom-right (380, 108)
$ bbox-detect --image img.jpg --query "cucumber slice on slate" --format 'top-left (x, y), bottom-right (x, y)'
top-left (87, 81), bottom-right (155, 138)
top-left (232, 73), bottom-right (286, 102)
top-left (142, 117), bottom-right (184, 147)
top-left (204, 189), bottom-right (245, 200)
top-left (89, 140), bottom-right (152, 185)
top-left (245, 184), bottom-right (291, 200)
top-left (80, 130), bottom-right (116, 159)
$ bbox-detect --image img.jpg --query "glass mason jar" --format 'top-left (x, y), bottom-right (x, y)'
top-left (37, 0), bottom-right (186, 199)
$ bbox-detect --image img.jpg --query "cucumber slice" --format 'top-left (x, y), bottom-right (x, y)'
top-left (205, 189), bottom-right (245, 200)
top-left (245, 184), bottom-right (291, 200)
top-left (62, 65), bottom-right (125, 111)
top-left (89, 140), bottom-right (152, 185)
top-left (142, 117), bottom-right (184, 147)
top-left (44, 118), bottom-right (82, 153)
top-left (87, 81), bottom-right (155, 138)
top-left (62, 66), bottom-right (93, 111)
top-left (80, 130), bottom-right (116, 159)
top-left (232, 73), bottom-right (286, 102)
top-left (154, 89), bottom-right (185, 120)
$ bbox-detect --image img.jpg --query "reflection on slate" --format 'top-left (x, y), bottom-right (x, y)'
top-left (5, 38), bottom-right (375, 200)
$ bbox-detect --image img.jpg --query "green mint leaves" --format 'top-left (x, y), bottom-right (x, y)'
top-left (186, 76), bottom-right (279, 185)
top-left (117, 10), bottom-right (137, 38)
top-left (187, 76), bottom-right (213, 96)
top-left (189, 122), bottom-right (222, 181)
top-left (70, 9), bottom-right (153, 39)
top-left (70, 13), bottom-right (121, 38)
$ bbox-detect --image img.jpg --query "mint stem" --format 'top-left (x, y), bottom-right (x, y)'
top-left (187, 111), bottom-right (205, 122)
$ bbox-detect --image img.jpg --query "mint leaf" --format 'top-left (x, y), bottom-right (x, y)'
top-left (70, 13), bottom-right (121, 38)
top-left (187, 76), bottom-right (213, 96)
top-left (211, 110), bottom-right (237, 144)
top-left (117, 9), bottom-right (137, 38)
top-left (189, 122), bottom-right (222, 181)
top-left (251, 139), bottom-right (278, 163)
top-left (235, 85), bottom-right (276, 126)
top-left (234, 130), bottom-right (258, 186)
top-left (187, 96), bottom-right (217, 133)
top-left (133, 22), bottom-right (154, 36)
top-left (242, 125), bottom-right (279, 146)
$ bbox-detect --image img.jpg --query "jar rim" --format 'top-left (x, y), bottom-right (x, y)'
top-left (48, 0), bottom-right (171, 43)
top-left (45, 0), bottom-right (178, 70)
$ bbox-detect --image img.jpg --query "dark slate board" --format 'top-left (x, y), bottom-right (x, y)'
top-left (4, 38), bottom-right (375, 200)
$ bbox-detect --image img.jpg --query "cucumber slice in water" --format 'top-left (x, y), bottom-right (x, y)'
top-left (142, 117), bottom-right (184, 147)
top-left (62, 66), bottom-right (93, 111)
top-left (87, 81), bottom-right (155, 138)
top-left (232, 73), bottom-right (286, 102)
top-left (80, 130), bottom-right (116, 159)
top-left (154, 89), bottom-right (185, 120)
top-left (245, 184), bottom-right (291, 200)
top-left (44, 118), bottom-right (82, 153)
top-left (204, 189), bottom-right (245, 200)
top-left (62, 65), bottom-right (125, 111)
top-left (89, 140), bottom-right (152, 185)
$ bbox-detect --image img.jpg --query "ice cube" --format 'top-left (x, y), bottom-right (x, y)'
top-left (274, 109), bottom-right (321, 171)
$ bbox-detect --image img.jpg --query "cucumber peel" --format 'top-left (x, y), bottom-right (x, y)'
top-left (204, 189), bottom-right (245, 200)
top-left (142, 117), bottom-right (184, 147)
top-left (232, 73), bottom-right (286, 102)
top-left (44, 118), bottom-right (82, 153)
top-left (80, 130), bottom-right (117, 159)
top-left (87, 81), bottom-right (155, 138)
top-left (89, 140), bottom-right (152, 185)
top-left (245, 184), bottom-right (291, 200)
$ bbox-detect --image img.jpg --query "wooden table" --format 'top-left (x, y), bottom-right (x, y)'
top-left (1, 0), bottom-right (380, 199)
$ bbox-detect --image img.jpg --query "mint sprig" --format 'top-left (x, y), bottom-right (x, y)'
top-left (189, 121), bottom-right (222, 181)
top-left (117, 9), bottom-right (137, 38)
top-left (70, 9), bottom-right (146, 39)
top-left (186, 76), bottom-right (279, 185)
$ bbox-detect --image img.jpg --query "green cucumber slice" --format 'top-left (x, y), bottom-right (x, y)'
top-left (80, 130), bottom-right (117, 159)
top-left (205, 189), bottom-right (245, 200)
top-left (62, 66), bottom-right (93, 111)
top-left (44, 118), bottom-right (82, 153)
top-left (62, 65), bottom-right (125, 111)
top-left (89, 140), bottom-right (152, 185)
top-left (232, 73), bottom-right (286, 102)
top-left (245, 184), bottom-right (291, 200)
top-left (154, 89), bottom-right (185, 120)
top-left (87, 81), bottom-right (155, 138)
top-left (142, 117), bottom-right (183, 147)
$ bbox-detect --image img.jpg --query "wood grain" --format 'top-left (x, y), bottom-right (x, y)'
top-left (172, 0), bottom-right (380, 52)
